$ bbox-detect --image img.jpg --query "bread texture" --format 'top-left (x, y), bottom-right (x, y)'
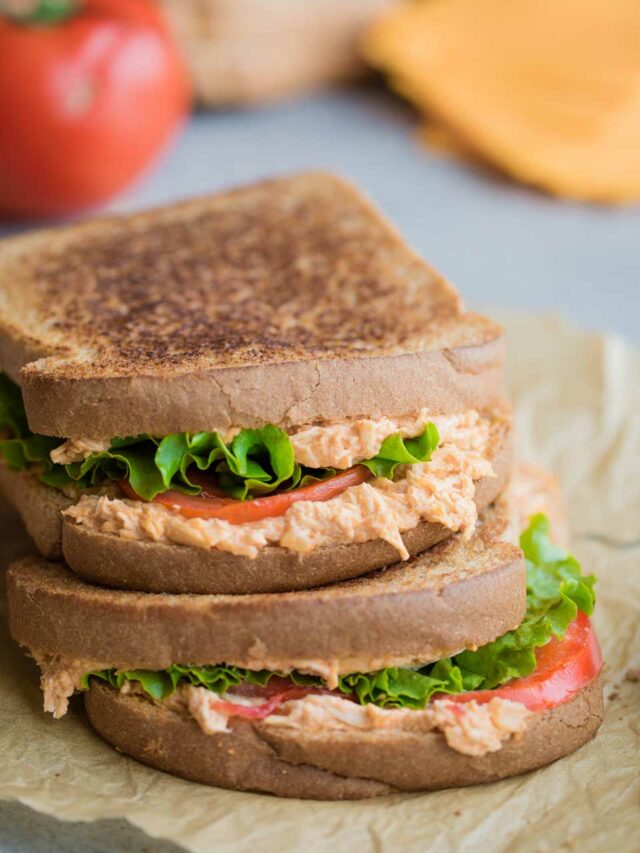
top-left (0, 464), bottom-right (70, 559)
top-left (84, 675), bottom-right (603, 799)
top-left (60, 414), bottom-right (513, 594)
top-left (7, 497), bottom-right (525, 672)
top-left (0, 173), bottom-right (505, 438)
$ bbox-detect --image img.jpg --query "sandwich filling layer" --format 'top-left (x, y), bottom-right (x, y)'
top-left (30, 515), bottom-right (600, 759)
top-left (62, 409), bottom-right (502, 559)
top-left (160, 686), bottom-right (532, 757)
top-left (0, 373), bottom-right (508, 558)
top-left (63, 431), bottom-right (492, 558)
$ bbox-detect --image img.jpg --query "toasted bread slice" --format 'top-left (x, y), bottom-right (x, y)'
top-left (7, 494), bottom-right (525, 675)
top-left (84, 674), bottom-right (603, 799)
top-left (0, 463), bottom-right (69, 559)
top-left (0, 173), bottom-right (504, 439)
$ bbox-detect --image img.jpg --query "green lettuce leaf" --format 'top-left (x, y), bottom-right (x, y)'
top-left (0, 373), bottom-right (28, 437)
top-left (0, 373), bottom-right (68, 483)
top-left (81, 514), bottom-right (596, 710)
top-left (361, 422), bottom-right (439, 479)
top-left (335, 662), bottom-right (468, 709)
top-left (0, 372), bottom-right (440, 501)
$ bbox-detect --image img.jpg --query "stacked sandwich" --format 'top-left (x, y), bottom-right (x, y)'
top-left (0, 174), bottom-right (603, 798)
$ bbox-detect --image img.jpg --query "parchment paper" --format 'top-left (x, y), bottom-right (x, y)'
top-left (1, 313), bottom-right (638, 852)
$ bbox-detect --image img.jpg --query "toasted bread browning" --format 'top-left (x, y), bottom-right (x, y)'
top-left (0, 173), bottom-right (505, 437)
top-left (0, 173), bottom-right (493, 379)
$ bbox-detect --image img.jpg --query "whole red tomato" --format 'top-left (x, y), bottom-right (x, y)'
top-left (0, 0), bottom-right (190, 219)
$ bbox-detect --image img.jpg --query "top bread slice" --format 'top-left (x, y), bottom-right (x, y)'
top-left (0, 172), bottom-right (504, 438)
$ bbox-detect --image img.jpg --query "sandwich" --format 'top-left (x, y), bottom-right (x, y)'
top-left (0, 172), bottom-right (512, 595)
top-left (1, 173), bottom-right (604, 798)
top-left (6, 464), bottom-right (603, 799)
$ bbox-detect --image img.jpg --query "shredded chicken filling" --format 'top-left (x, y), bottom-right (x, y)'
top-left (33, 656), bottom-right (530, 757)
top-left (260, 693), bottom-right (530, 756)
top-left (64, 409), bottom-right (500, 559)
top-left (50, 408), bottom-right (479, 470)
top-left (51, 438), bottom-right (111, 465)
top-left (150, 686), bottom-right (532, 757)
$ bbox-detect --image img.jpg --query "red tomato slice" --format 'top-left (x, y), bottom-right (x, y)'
top-left (120, 465), bottom-right (372, 524)
top-left (186, 615), bottom-right (602, 724)
top-left (447, 612), bottom-right (602, 712)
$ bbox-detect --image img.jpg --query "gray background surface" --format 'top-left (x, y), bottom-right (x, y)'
top-left (1, 86), bottom-right (638, 852)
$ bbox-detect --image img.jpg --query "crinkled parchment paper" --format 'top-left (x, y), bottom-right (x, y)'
top-left (1, 314), bottom-right (638, 852)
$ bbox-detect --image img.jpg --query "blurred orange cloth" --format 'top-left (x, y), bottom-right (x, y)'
top-left (364, 0), bottom-right (640, 203)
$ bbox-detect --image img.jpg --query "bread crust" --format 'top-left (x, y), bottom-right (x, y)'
top-left (7, 509), bottom-right (525, 672)
top-left (60, 414), bottom-right (513, 594)
top-left (83, 675), bottom-right (603, 799)
top-left (0, 464), bottom-right (71, 559)
top-left (20, 337), bottom-right (506, 440)
top-left (0, 414), bottom-right (511, 593)
top-left (0, 173), bottom-right (505, 438)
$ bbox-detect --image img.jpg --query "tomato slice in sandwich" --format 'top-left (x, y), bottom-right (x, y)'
top-left (448, 612), bottom-right (602, 712)
top-left (172, 616), bottom-right (602, 726)
top-left (119, 465), bottom-right (372, 524)
top-left (193, 676), bottom-right (336, 722)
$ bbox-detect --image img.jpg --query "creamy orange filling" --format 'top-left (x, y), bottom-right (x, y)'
top-left (34, 654), bottom-right (531, 758)
top-left (160, 687), bottom-right (532, 756)
top-left (64, 409), bottom-right (496, 559)
top-left (51, 409), bottom-right (487, 470)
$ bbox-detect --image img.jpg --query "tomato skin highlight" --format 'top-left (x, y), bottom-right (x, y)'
top-left (0, 0), bottom-right (190, 219)
top-left (447, 613), bottom-right (602, 712)
top-left (120, 465), bottom-right (372, 525)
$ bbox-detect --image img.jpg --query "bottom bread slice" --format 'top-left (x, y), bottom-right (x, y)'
top-left (85, 676), bottom-right (603, 800)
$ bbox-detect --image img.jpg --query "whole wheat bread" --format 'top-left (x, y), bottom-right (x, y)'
top-left (0, 464), bottom-right (70, 559)
top-left (84, 675), bottom-right (603, 799)
top-left (0, 173), bottom-right (504, 439)
top-left (7, 494), bottom-right (524, 673)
